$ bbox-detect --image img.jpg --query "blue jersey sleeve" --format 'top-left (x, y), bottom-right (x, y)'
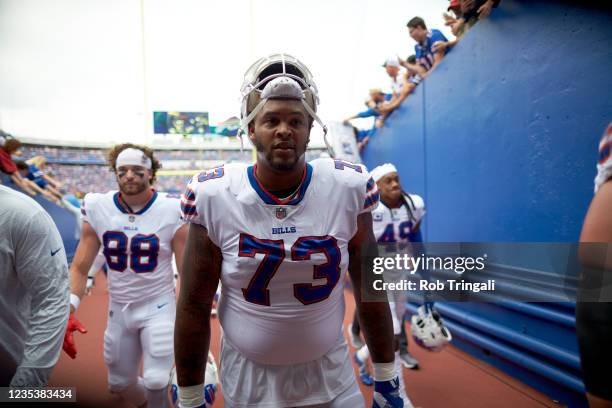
top-left (430, 29), bottom-right (448, 44)
top-left (356, 107), bottom-right (379, 119)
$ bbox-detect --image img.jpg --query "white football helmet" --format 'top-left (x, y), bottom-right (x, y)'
top-left (169, 352), bottom-right (219, 407)
top-left (411, 305), bottom-right (452, 352)
top-left (238, 53), bottom-right (332, 154)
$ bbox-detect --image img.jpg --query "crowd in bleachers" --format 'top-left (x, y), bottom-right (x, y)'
top-left (46, 150), bottom-right (325, 194)
top-left (46, 164), bottom-right (191, 194)
top-left (344, 0), bottom-right (500, 151)
top-left (2, 130), bottom-right (330, 199)
top-left (18, 145), bottom-right (252, 163)
top-left (19, 145), bottom-right (105, 162)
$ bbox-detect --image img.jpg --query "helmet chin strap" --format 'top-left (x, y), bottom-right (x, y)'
top-left (300, 100), bottom-right (332, 157)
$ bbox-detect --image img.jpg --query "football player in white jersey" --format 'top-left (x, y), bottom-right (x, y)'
top-left (64, 144), bottom-right (188, 408)
top-left (175, 54), bottom-right (403, 408)
top-left (576, 123), bottom-right (612, 408)
top-left (350, 164), bottom-right (424, 405)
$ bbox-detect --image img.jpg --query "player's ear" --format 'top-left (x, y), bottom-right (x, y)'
top-left (248, 123), bottom-right (256, 142)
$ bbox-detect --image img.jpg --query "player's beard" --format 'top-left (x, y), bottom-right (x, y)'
top-left (254, 138), bottom-right (308, 171)
top-left (119, 179), bottom-right (148, 196)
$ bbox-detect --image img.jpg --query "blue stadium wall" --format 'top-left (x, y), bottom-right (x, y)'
top-left (362, 1), bottom-right (612, 407)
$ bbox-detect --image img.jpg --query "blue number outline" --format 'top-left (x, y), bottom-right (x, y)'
top-left (102, 231), bottom-right (128, 272)
top-left (130, 234), bottom-right (160, 273)
top-left (239, 234), bottom-right (342, 306)
top-left (291, 235), bottom-right (341, 305)
top-left (239, 233), bottom-right (285, 306)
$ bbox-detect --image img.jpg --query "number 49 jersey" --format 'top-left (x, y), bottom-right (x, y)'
top-left (595, 123), bottom-right (612, 193)
top-left (182, 158), bottom-right (379, 365)
top-left (373, 193), bottom-right (425, 243)
top-left (82, 191), bottom-right (184, 303)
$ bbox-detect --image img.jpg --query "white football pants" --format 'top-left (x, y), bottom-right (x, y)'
top-left (103, 291), bottom-right (175, 396)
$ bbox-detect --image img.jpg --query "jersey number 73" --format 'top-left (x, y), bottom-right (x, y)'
top-left (239, 233), bottom-right (341, 306)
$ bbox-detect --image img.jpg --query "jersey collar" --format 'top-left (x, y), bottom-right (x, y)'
top-left (247, 163), bottom-right (313, 206)
top-left (113, 190), bottom-right (158, 215)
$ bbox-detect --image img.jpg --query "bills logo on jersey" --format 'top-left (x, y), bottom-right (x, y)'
top-left (272, 226), bottom-right (297, 235)
top-left (275, 207), bottom-right (287, 219)
top-left (373, 212), bottom-right (383, 222)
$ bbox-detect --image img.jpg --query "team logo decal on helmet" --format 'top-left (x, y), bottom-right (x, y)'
top-left (411, 305), bottom-right (452, 352)
top-left (238, 53), bottom-right (332, 155)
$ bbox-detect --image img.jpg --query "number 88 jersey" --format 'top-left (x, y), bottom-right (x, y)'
top-left (182, 159), bottom-right (379, 365)
top-left (82, 191), bottom-right (184, 303)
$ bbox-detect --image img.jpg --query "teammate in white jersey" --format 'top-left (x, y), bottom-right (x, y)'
top-left (64, 144), bottom-right (188, 408)
top-left (349, 164), bottom-right (424, 370)
top-left (576, 123), bottom-right (612, 408)
top-left (175, 54), bottom-right (403, 408)
top-left (349, 164), bottom-right (424, 406)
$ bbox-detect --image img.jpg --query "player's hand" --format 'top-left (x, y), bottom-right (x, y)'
top-left (62, 313), bottom-right (87, 359)
top-left (372, 377), bottom-right (404, 408)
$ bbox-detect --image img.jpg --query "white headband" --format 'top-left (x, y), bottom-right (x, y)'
top-left (116, 148), bottom-right (152, 170)
top-left (370, 163), bottom-right (398, 182)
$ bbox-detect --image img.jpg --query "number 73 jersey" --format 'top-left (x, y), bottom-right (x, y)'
top-left (82, 191), bottom-right (184, 304)
top-left (182, 158), bottom-right (379, 365)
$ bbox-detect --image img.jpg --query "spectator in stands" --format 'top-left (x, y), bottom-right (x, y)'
top-left (378, 65), bottom-right (422, 117)
top-left (366, 88), bottom-right (392, 110)
top-left (25, 156), bottom-right (64, 197)
top-left (383, 57), bottom-right (405, 99)
top-left (0, 138), bottom-right (36, 196)
top-left (399, 55), bottom-right (419, 74)
top-left (445, 0), bottom-right (500, 38)
top-left (15, 161), bottom-right (62, 204)
top-left (444, 0), bottom-right (468, 37)
top-left (448, 0), bottom-right (462, 17)
top-left (461, 0), bottom-right (500, 23)
top-left (399, 55), bottom-right (427, 78)
top-left (345, 89), bottom-right (391, 120)
top-left (407, 17), bottom-right (452, 73)
top-left (344, 89), bottom-right (395, 150)
top-left (373, 57), bottom-right (422, 126)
